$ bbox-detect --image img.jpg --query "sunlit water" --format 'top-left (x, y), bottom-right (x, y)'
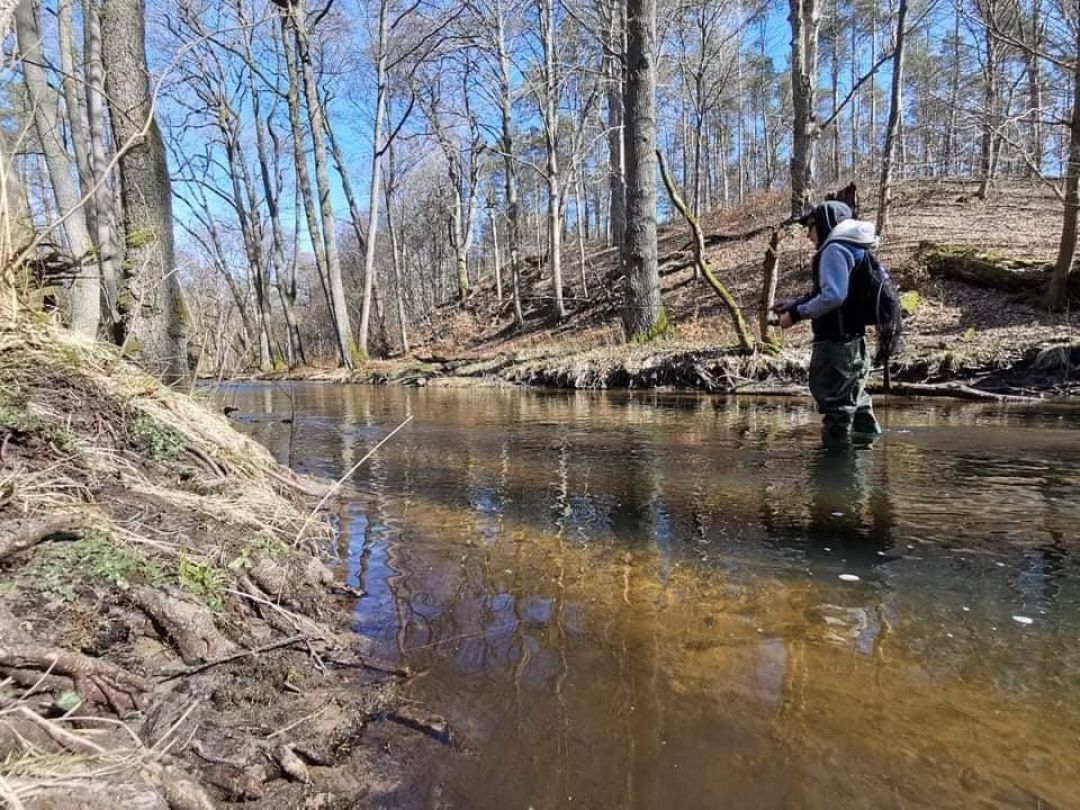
top-left (220, 383), bottom-right (1080, 809)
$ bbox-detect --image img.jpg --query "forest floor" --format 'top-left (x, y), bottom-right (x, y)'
top-left (282, 179), bottom-right (1079, 399)
top-left (0, 328), bottom-right (446, 808)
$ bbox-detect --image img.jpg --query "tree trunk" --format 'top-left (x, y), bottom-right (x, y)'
top-left (540, 0), bottom-right (565, 319)
top-left (606, 0), bottom-right (626, 246)
top-left (490, 206), bottom-right (504, 301)
top-left (57, 0), bottom-right (94, 219)
top-left (876, 0), bottom-right (907, 239)
top-left (289, 2), bottom-right (354, 369)
top-left (574, 171), bottom-right (588, 298)
top-left (84, 0), bottom-right (121, 334)
top-left (241, 1), bottom-right (290, 368)
top-left (977, 2), bottom-right (998, 200)
top-left (1025, 0), bottom-right (1043, 176)
top-left (100, 0), bottom-right (186, 380)
top-left (280, 17), bottom-right (334, 356)
top-left (16, 0), bottom-right (99, 338)
top-left (620, 0), bottom-right (665, 339)
top-left (358, 0), bottom-right (388, 360)
top-left (788, 0), bottom-right (821, 217)
top-left (495, 0), bottom-right (524, 329)
top-left (385, 183), bottom-right (409, 356)
top-left (1047, 22), bottom-right (1080, 312)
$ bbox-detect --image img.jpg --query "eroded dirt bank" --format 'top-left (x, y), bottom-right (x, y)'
top-left (0, 330), bottom-right (447, 808)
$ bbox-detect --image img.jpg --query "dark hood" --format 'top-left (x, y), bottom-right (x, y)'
top-left (799, 201), bottom-right (853, 242)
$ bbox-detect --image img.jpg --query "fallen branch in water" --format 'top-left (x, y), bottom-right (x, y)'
top-left (867, 380), bottom-right (1041, 402)
top-left (294, 415), bottom-right (414, 543)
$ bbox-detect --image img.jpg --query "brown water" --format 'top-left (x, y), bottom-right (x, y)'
top-left (221, 383), bottom-right (1080, 809)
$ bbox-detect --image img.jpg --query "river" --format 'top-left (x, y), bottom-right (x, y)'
top-left (220, 383), bottom-right (1080, 809)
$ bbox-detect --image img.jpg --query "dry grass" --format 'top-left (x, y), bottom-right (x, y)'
top-left (0, 326), bottom-right (356, 807)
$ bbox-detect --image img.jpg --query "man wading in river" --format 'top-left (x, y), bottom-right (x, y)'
top-left (774, 201), bottom-right (883, 439)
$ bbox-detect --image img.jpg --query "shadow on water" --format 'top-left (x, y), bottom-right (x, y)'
top-left (217, 382), bottom-right (1080, 809)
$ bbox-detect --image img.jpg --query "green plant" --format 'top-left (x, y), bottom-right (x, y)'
top-left (228, 534), bottom-right (288, 572)
top-left (26, 532), bottom-right (161, 602)
top-left (0, 403), bottom-right (78, 453)
top-left (129, 413), bottom-right (186, 461)
top-left (177, 552), bottom-right (227, 612)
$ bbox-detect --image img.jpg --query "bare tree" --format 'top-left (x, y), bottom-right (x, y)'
top-left (876, 0), bottom-right (908, 237)
top-left (1047, 9), bottom-right (1079, 311)
top-left (621, 0), bottom-right (665, 339)
top-left (15, 0), bottom-right (99, 337)
top-left (283, 0), bottom-right (355, 369)
top-left (101, 0), bottom-right (188, 380)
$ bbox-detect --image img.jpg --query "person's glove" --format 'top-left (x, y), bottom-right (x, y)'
top-left (771, 298), bottom-right (797, 314)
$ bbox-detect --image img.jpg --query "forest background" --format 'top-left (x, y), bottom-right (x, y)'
top-left (1, 0), bottom-right (1077, 380)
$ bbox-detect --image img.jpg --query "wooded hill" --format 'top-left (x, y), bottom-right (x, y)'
top-left (1, 0), bottom-right (1078, 382)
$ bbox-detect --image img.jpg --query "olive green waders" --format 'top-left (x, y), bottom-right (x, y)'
top-left (808, 337), bottom-right (881, 437)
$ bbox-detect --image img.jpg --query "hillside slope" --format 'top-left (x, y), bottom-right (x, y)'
top-left (382, 180), bottom-right (1075, 396)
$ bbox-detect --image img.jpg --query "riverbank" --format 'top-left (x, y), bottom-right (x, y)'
top-left (0, 330), bottom-right (442, 808)
top-left (260, 181), bottom-right (1077, 400)
top-left (261, 325), bottom-right (1080, 400)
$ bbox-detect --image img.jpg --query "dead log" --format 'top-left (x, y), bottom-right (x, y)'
top-left (867, 380), bottom-right (1041, 402)
top-left (919, 241), bottom-right (1079, 297)
top-left (0, 514), bottom-right (84, 562)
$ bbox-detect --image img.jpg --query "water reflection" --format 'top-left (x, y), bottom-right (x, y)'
top-left (218, 383), bottom-right (1080, 808)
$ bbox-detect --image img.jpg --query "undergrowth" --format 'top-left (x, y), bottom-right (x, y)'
top-left (128, 413), bottom-right (186, 461)
top-left (25, 532), bottom-right (163, 602)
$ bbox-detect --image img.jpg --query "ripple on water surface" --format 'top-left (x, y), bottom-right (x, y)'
top-left (220, 383), bottom-right (1080, 809)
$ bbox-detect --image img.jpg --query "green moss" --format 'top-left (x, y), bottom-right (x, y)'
top-left (126, 226), bottom-right (159, 250)
top-left (122, 337), bottom-right (143, 358)
top-left (628, 309), bottom-right (673, 345)
top-left (227, 534), bottom-right (288, 574)
top-left (129, 413), bottom-right (186, 461)
top-left (900, 290), bottom-right (922, 316)
top-left (349, 338), bottom-right (368, 367)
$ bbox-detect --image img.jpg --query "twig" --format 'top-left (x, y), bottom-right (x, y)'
top-left (266, 703), bottom-right (331, 740)
top-left (159, 635), bottom-right (310, 681)
top-left (293, 415), bottom-right (413, 543)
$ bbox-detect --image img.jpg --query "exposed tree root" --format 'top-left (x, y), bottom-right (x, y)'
top-left (0, 514), bottom-right (84, 562)
top-left (0, 646), bottom-right (150, 713)
top-left (129, 588), bottom-right (236, 665)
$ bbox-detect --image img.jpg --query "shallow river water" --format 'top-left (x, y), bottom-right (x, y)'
top-left (221, 383), bottom-right (1080, 809)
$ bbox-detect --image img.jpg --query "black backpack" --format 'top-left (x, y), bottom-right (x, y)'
top-left (837, 243), bottom-right (904, 364)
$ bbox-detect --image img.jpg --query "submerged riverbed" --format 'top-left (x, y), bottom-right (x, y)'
top-left (221, 383), bottom-right (1080, 809)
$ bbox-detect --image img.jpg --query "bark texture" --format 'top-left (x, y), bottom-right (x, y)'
top-left (1048, 20), bottom-right (1080, 312)
top-left (875, 0), bottom-right (907, 239)
top-left (788, 0), bottom-right (820, 217)
top-left (101, 0), bottom-right (188, 381)
top-left (15, 0), bottom-right (99, 337)
top-left (620, 0), bottom-right (665, 339)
